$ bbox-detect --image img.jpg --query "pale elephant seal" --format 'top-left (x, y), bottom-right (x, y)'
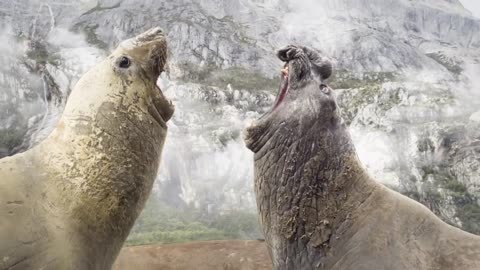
top-left (245, 45), bottom-right (480, 270)
top-left (0, 27), bottom-right (174, 270)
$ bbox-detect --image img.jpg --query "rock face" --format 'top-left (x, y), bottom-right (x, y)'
top-left (0, 0), bottom-right (479, 234)
top-left (0, 1), bottom-right (105, 155)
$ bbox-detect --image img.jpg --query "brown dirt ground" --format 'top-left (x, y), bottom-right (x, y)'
top-left (113, 240), bottom-right (272, 270)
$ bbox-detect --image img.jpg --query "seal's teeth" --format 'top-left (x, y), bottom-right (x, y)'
top-left (281, 67), bottom-right (289, 76)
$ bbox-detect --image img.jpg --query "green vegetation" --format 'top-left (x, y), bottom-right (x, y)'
top-left (331, 71), bottom-right (400, 125)
top-left (83, 25), bottom-right (109, 50)
top-left (25, 42), bottom-right (61, 67)
top-left (0, 128), bottom-right (25, 154)
top-left (426, 52), bottom-right (463, 75)
top-left (126, 195), bottom-right (262, 246)
top-left (178, 63), bottom-right (278, 91)
top-left (0, 106), bottom-right (28, 156)
top-left (457, 203), bottom-right (480, 233)
top-left (445, 180), bottom-right (468, 195)
top-left (81, 2), bottom-right (122, 16)
top-left (329, 70), bottom-right (396, 89)
top-left (446, 182), bottom-right (480, 234)
top-left (210, 67), bottom-right (278, 91)
top-left (335, 83), bottom-right (383, 125)
top-left (417, 138), bottom-right (435, 153)
top-left (71, 24), bottom-right (109, 50)
top-left (417, 164), bottom-right (480, 235)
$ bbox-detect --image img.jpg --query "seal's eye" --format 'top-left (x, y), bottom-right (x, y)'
top-left (118, 56), bottom-right (131, 69)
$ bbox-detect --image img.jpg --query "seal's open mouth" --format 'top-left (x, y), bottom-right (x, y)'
top-left (150, 84), bottom-right (174, 127)
top-left (272, 64), bottom-right (289, 111)
top-left (129, 27), bottom-right (173, 125)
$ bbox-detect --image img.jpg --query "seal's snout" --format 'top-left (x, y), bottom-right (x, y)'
top-left (113, 28), bottom-right (173, 125)
top-left (302, 47), bottom-right (333, 81)
top-left (137, 27), bottom-right (165, 42)
top-left (118, 27), bottom-right (168, 80)
top-left (277, 45), bottom-right (333, 81)
top-left (277, 45), bottom-right (304, 62)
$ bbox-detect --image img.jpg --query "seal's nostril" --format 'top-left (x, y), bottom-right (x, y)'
top-left (320, 84), bottom-right (330, 94)
top-left (277, 45), bottom-right (301, 62)
top-left (149, 27), bottom-right (163, 35)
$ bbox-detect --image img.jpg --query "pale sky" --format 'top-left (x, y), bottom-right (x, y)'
top-left (460, 0), bottom-right (480, 18)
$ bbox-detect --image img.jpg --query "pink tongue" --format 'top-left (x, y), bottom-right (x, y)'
top-left (273, 74), bottom-right (288, 110)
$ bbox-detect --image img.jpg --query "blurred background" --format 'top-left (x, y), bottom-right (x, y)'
top-left (0, 0), bottom-right (479, 246)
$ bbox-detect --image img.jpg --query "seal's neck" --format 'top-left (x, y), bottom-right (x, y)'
top-left (254, 120), bottom-right (376, 268)
top-left (261, 120), bottom-right (374, 209)
top-left (39, 99), bottom-right (166, 269)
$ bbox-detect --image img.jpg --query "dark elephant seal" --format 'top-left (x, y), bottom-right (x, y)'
top-left (244, 45), bottom-right (480, 270)
top-left (0, 27), bottom-right (174, 270)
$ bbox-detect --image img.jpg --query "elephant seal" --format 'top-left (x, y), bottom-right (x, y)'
top-left (245, 45), bottom-right (480, 270)
top-left (0, 27), bottom-right (173, 270)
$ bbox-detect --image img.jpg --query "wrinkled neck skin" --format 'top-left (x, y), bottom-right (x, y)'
top-left (35, 58), bottom-right (171, 269)
top-left (245, 47), bottom-right (377, 269)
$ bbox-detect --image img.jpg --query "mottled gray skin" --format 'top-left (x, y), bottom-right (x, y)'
top-left (0, 28), bottom-right (174, 270)
top-left (245, 45), bottom-right (480, 270)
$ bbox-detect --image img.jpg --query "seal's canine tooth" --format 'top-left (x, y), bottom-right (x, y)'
top-left (245, 45), bottom-right (480, 270)
top-left (0, 28), bottom-right (173, 270)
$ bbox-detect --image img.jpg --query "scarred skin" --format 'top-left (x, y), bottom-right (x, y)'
top-left (0, 28), bottom-right (173, 270)
top-left (245, 45), bottom-right (480, 270)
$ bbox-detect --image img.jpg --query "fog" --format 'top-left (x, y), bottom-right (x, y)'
top-left (0, 0), bottom-right (479, 235)
top-left (461, 0), bottom-right (480, 18)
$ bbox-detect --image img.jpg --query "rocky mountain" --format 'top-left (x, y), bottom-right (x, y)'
top-left (0, 0), bottom-right (479, 237)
